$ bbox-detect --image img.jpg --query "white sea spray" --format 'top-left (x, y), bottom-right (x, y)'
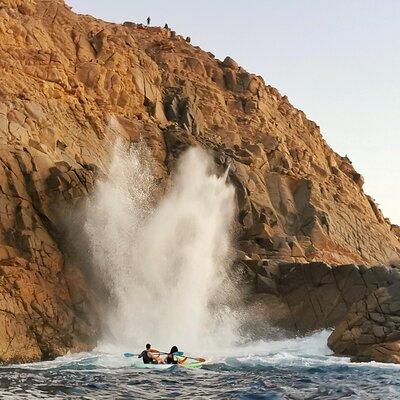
top-left (85, 142), bottom-right (238, 352)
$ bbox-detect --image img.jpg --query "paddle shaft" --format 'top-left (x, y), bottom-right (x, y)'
top-left (124, 350), bottom-right (183, 357)
top-left (149, 350), bottom-right (200, 360)
top-left (179, 355), bottom-right (206, 362)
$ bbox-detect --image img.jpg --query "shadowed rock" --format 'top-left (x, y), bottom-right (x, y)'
top-left (328, 282), bottom-right (400, 363)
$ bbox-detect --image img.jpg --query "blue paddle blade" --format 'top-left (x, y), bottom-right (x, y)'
top-left (173, 351), bottom-right (184, 356)
top-left (124, 352), bottom-right (135, 357)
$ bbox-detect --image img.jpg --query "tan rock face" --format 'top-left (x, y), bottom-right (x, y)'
top-left (0, 0), bottom-right (399, 362)
top-left (0, 145), bottom-right (98, 362)
top-left (328, 282), bottom-right (400, 364)
top-left (240, 262), bottom-right (400, 335)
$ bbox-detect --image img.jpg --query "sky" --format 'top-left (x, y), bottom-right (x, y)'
top-left (68, 0), bottom-right (400, 224)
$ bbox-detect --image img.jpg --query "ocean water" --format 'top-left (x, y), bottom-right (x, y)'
top-left (4, 146), bottom-right (397, 399)
top-left (1, 331), bottom-right (400, 400)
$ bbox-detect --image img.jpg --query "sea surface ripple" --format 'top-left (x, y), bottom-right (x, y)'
top-left (1, 331), bottom-right (399, 399)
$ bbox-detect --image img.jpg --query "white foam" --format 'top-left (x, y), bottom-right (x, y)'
top-left (8, 330), bottom-right (400, 372)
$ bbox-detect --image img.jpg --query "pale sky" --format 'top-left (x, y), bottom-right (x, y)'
top-left (68, 0), bottom-right (400, 224)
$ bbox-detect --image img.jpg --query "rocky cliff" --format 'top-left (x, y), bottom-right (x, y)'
top-left (0, 0), bottom-right (399, 363)
top-left (241, 262), bottom-right (400, 333)
top-left (328, 281), bottom-right (400, 363)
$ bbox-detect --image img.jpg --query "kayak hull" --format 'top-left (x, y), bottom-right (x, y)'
top-left (131, 360), bottom-right (204, 370)
top-left (131, 363), bottom-right (174, 370)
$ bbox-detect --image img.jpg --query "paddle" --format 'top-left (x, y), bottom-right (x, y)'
top-left (123, 352), bottom-right (138, 357)
top-left (123, 350), bottom-right (184, 358)
top-left (177, 355), bottom-right (206, 363)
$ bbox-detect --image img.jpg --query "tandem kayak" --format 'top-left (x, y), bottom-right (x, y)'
top-left (132, 357), bottom-right (205, 370)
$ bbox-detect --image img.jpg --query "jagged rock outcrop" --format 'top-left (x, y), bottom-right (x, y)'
top-left (0, 145), bottom-right (98, 362)
top-left (240, 262), bottom-right (400, 334)
top-left (241, 260), bottom-right (400, 363)
top-left (0, 0), bottom-right (399, 362)
top-left (328, 282), bottom-right (400, 363)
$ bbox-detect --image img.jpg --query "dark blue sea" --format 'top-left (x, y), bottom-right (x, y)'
top-left (1, 332), bottom-right (399, 399)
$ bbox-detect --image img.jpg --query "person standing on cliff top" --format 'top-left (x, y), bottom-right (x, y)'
top-left (147, 16), bottom-right (151, 25)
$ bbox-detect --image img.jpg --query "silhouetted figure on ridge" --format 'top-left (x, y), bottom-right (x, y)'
top-left (147, 16), bottom-right (151, 25)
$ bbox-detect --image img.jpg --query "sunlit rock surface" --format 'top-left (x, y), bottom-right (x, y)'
top-left (0, 0), bottom-right (399, 362)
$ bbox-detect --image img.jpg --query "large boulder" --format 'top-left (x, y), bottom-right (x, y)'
top-left (240, 261), bottom-right (400, 336)
top-left (328, 282), bottom-right (400, 363)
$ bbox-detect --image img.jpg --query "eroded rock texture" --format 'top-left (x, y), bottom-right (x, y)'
top-left (241, 261), bottom-right (400, 364)
top-left (241, 262), bottom-right (400, 334)
top-left (328, 282), bottom-right (400, 363)
top-left (0, 0), bottom-right (399, 362)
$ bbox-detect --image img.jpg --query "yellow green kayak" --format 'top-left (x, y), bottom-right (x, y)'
top-left (132, 357), bottom-right (205, 370)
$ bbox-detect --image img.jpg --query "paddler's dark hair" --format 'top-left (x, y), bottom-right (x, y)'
top-left (146, 343), bottom-right (151, 350)
top-left (170, 345), bottom-right (178, 354)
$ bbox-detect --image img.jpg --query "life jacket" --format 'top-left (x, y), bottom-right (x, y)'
top-left (166, 354), bottom-right (178, 364)
top-left (139, 350), bottom-right (153, 364)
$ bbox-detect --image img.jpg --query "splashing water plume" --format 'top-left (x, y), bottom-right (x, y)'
top-left (85, 143), bottom-right (238, 352)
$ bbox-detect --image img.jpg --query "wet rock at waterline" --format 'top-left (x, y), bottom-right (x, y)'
top-left (0, 0), bottom-right (399, 363)
top-left (328, 282), bottom-right (400, 364)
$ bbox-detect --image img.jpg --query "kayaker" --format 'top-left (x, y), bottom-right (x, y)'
top-left (166, 346), bottom-right (179, 364)
top-left (138, 343), bottom-right (157, 364)
top-left (166, 346), bottom-right (187, 364)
